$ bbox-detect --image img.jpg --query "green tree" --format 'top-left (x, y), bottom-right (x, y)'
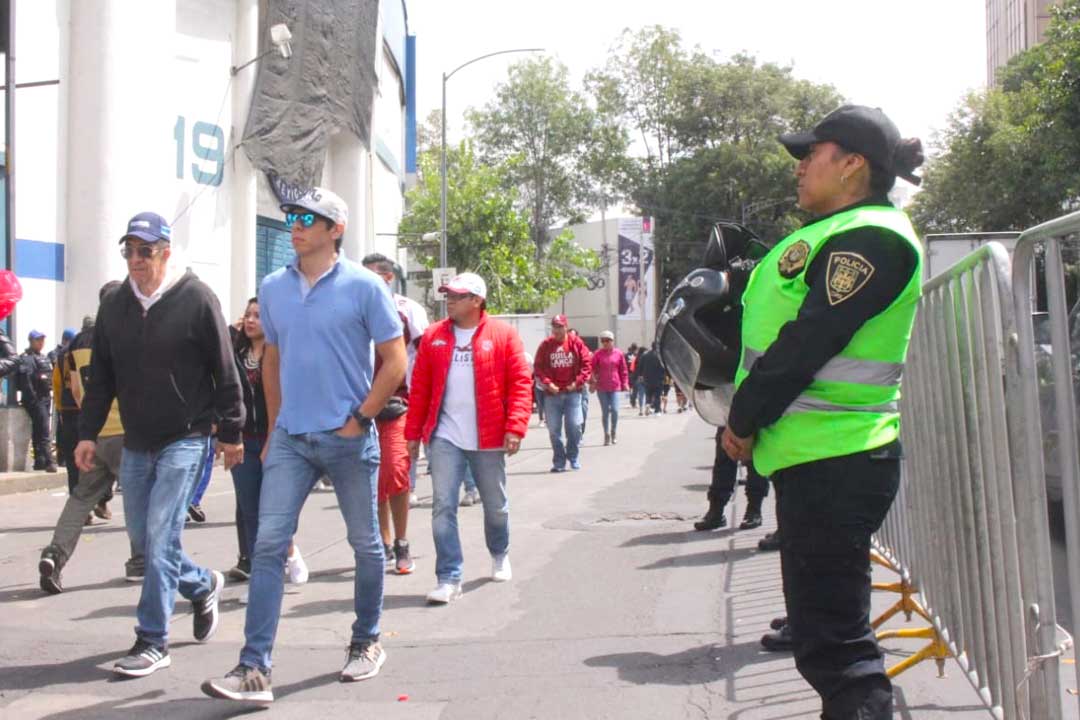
top-left (910, 0), bottom-right (1080, 233)
top-left (467, 57), bottom-right (596, 252)
top-left (398, 142), bottom-right (598, 314)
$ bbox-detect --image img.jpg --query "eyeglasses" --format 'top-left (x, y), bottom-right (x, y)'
top-left (120, 245), bottom-right (159, 260)
top-left (445, 291), bottom-right (473, 302)
top-left (285, 212), bottom-right (318, 228)
top-left (601, 338), bottom-right (613, 343)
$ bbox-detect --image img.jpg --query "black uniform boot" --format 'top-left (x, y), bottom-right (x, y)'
top-left (739, 495), bottom-right (764, 530)
top-left (694, 492), bottom-right (728, 531)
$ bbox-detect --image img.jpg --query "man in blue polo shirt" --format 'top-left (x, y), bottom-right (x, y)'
top-left (203, 187), bottom-right (406, 704)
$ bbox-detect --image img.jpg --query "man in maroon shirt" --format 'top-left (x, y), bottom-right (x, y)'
top-left (533, 315), bottom-right (592, 472)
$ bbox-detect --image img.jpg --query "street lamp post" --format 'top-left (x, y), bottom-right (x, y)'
top-left (440, 47), bottom-right (543, 315)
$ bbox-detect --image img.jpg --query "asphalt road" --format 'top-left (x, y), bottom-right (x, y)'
top-left (0, 399), bottom-right (1009, 719)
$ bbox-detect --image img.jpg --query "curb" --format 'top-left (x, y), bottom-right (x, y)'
top-left (0, 469), bottom-right (70, 496)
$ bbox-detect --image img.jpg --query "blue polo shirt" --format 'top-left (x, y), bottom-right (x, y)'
top-left (258, 256), bottom-right (403, 434)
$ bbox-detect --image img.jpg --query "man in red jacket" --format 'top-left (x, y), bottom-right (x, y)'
top-left (405, 272), bottom-right (532, 604)
top-left (533, 315), bottom-right (592, 472)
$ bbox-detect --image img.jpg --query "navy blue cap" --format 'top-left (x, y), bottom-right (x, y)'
top-left (119, 212), bottom-right (173, 244)
top-left (28, 329), bottom-right (45, 340)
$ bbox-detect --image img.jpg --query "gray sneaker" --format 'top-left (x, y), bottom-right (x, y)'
top-left (202, 664), bottom-right (273, 703)
top-left (340, 640), bottom-right (386, 682)
top-left (113, 640), bottom-right (170, 677)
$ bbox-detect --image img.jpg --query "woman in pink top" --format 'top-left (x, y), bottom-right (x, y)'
top-left (591, 331), bottom-right (630, 445)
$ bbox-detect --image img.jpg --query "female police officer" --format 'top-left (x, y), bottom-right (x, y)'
top-left (721, 105), bottom-right (924, 719)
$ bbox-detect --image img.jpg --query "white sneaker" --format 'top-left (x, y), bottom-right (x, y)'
top-left (492, 554), bottom-right (512, 582)
top-left (409, 492), bottom-right (418, 507)
top-left (426, 582), bottom-right (463, 604)
top-left (287, 546), bottom-right (309, 584)
top-left (239, 591), bottom-right (249, 605)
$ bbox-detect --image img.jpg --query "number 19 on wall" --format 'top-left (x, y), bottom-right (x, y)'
top-left (174, 116), bottom-right (225, 187)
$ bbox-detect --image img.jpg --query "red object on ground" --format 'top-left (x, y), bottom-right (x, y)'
top-left (397, 694), bottom-right (409, 702)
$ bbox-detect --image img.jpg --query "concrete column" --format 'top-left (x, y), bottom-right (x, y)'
top-left (229, 0), bottom-right (258, 317)
top-left (62, 0), bottom-right (176, 322)
top-left (327, 132), bottom-right (366, 262)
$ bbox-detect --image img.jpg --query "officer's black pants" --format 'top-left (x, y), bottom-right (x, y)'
top-left (711, 426), bottom-right (768, 503)
top-left (58, 410), bottom-right (80, 492)
top-left (775, 443), bottom-right (900, 720)
top-left (23, 397), bottom-right (53, 468)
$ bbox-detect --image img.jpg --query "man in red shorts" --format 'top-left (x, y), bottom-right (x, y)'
top-left (364, 254), bottom-right (429, 574)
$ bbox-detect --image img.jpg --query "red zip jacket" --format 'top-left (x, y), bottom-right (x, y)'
top-left (534, 334), bottom-right (592, 393)
top-left (405, 312), bottom-right (533, 448)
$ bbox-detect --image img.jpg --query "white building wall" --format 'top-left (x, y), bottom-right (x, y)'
top-left (6, 0), bottom-right (408, 338)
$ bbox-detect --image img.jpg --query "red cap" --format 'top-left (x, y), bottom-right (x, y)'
top-left (551, 314), bottom-right (568, 327)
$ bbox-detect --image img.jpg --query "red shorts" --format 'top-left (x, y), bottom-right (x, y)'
top-left (376, 415), bottom-right (411, 503)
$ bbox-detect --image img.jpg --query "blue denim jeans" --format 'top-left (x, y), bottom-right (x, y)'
top-left (121, 435), bottom-right (213, 647)
top-left (428, 437), bottom-right (508, 584)
top-left (597, 391), bottom-right (620, 436)
top-left (632, 381), bottom-right (646, 410)
top-left (240, 427), bottom-right (382, 671)
top-left (580, 392), bottom-right (589, 434)
top-left (544, 391), bottom-right (583, 469)
top-left (190, 442), bottom-right (215, 506)
top-left (229, 437), bottom-right (266, 563)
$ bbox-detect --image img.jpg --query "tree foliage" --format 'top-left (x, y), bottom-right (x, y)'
top-left (910, 0), bottom-right (1080, 233)
top-left (398, 142), bottom-right (598, 314)
top-left (467, 57), bottom-right (598, 252)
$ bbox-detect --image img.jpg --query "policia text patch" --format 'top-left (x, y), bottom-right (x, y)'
top-left (826, 251), bottom-right (875, 305)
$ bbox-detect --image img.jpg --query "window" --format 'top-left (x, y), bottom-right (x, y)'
top-left (256, 216), bottom-right (294, 288)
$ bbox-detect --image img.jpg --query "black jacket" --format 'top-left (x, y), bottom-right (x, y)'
top-left (0, 331), bottom-right (17, 378)
top-left (637, 348), bottom-right (666, 386)
top-left (18, 349), bottom-right (52, 402)
top-left (78, 270), bottom-right (245, 451)
top-left (234, 343), bottom-right (268, 438)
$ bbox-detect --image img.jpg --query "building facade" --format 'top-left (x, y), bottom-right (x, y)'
top-left (986, 0), bottom-right (1059, 86)
top-left (3, 0), bottom-right (416, 346)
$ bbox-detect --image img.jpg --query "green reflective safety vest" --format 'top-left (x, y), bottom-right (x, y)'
top-left (735, 205), bottom-right (923, 476)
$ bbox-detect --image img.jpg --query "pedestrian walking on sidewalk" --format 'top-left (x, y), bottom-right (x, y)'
top-left (363, 252), bottom-right (430, 575)
top-left (52, 328), bottom-right (79, 490)
top-left (635, 343), bottom-right (665, 416)
top-left (202, 187), bottom-right (405, 704)
top-left (722, 105), bottom-right (926, 719)
top-left (76, 212), bottom-right (244, 678)
top-left (405, 272), bottom-right (532, 605)
top-left (19, 330), bottom-right (58, 472)
top-left (534, 315), bottom-right (592, 472)
top-left (39, 281), bottom-right (141, 595)
top-left (591, 331), bottom-right (629, 446)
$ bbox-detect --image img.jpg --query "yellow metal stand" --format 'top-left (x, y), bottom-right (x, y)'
top-left (871, 549), bottom-right (951, 678)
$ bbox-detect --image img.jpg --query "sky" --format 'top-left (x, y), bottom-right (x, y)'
top-left (406, 0), bottom-right (987, 156)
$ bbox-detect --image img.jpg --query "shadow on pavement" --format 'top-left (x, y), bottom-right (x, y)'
top-left (0, 650), bottom-right (126, 690)
top-left (620, 528), bottom-right (729, 547)
top-left (638, 545), bottom-right (757, 570)
top-left (39, 692), bottom-right (267, 720)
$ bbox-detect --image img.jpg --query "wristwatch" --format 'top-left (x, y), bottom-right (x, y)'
top-left (351, 407), bottom-right (373, 432)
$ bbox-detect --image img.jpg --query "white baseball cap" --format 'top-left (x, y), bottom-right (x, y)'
top-left (600, 330), bottom-right (615, 340)
top-left (439, 271), bottom-right (487, 299)
top-left (281, 186), bottom-right (349, 226)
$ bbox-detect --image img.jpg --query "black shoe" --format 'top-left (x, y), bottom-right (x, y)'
top-left (125, 556), bottom-right (145, 582)
top-left (188, 504), bottom-right (207, 523)
top-left (45, 463), bottom-right (58, 473)
top-left (770, 616), bottom-right (787, 630)
top-left (760, 624), bottom-right (794, 652)
top-left (227, 557), bottom-right (251, 582)
top-left (39, 551), bottom-right (63, 595)
top-left (192, 570), bottom-right (224, 642)
top-left (739, 512), bottom-right (763, 530)
top-left (757, 531), bottom-right (782, 552)
top-left (694, 494), bottom-right (728, 531)
top-left (113, 639), bottom-right (170, 677)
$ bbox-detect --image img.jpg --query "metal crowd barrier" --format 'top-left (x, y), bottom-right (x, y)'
top-left (874, 239), bottom-right (1064, 719)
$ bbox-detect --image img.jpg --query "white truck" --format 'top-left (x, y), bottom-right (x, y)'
top-left (491, 313), bottom-right (548, 362)
top-left (923, 231), bottom-right (1021, 280)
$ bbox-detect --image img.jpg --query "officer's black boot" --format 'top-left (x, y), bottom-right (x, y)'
top-left (694, 492), bottom-right (728, 531)
top-left (739, 494), bottom-right (764, 530)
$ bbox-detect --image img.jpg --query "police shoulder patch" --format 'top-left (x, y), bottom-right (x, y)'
top-left (778, 240), bottom-right (811, 278)
top-left (826, 251), bottom-right (875, 305)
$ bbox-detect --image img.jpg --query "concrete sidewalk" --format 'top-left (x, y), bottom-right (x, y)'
top-left (0, 401), bottom-right (1009, 719)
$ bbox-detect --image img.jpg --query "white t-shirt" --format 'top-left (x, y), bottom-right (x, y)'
top-left (395, 293), bottom-right (429, 389)
top-left (433, 325), bottom-right (479, 450)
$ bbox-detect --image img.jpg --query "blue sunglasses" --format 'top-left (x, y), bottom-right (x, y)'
top-left (285, 212), bottom-right (319, 228)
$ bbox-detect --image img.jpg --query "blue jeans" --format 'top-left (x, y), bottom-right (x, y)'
top-left (580, 392), bottom-right (589, 434)
top-left (230, 437), bottom-right (266, 563)
top-left (121, 435), bottom-right (213, 647)
top-left (598, 391), bottom-right (620, 436)
top-left (544, 391), bottom-right (583, 469)
top-left (190, 442), bottom-right (214, 506)
top-left (428, 437), bottom-right (508, 584)
top-left (241, 427), bottom-right (382, 671)
top-left (632, 381), bottom-right (646, 409)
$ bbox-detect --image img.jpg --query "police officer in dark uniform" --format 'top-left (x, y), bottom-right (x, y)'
top-left (721, 105), bottom-right (925, 719)
top-left (20, 330), bottom-right (58, 472)
top-left (694, 430), bottom-right (769, 531)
